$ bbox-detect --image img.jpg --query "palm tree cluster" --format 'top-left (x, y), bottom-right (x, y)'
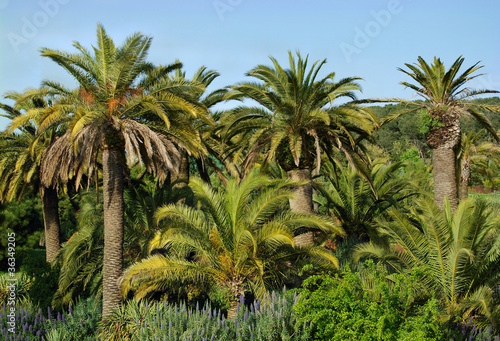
top-left (1, 24), bottom-right (499, 330)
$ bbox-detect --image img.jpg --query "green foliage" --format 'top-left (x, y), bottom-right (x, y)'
top-left (314, 159), bottom-right (422, 241)
top-left (0, 194), bottom-right (43, 267)
top-left (293, 261), bottom-right (444, 341)
top-left (355, 198), bottom-right (500, 330)
top-left (420, 111), bottom-right (445, 135)
top-left (45, 297), bottom-right (101, 341)
top-left (18, 248), bottom-right (59, 310)
top-left (0, 271), bottom-right (32, 306)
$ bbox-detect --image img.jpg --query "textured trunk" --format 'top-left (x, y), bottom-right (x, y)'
top-left (459, 162), bottom-right (471, 201)
top-left (41, 186), bottom-right (60, 263)
top-left (287, 168), bottom-right (314, 247)
top-left (426, 111), bottom-right (461, 212)
top-left (227, 299), bottom-right (240, 320)
top-left (432, 146), bottom-right (459, 212)
top-left (102, 147), bottom-right (125, 318)
top-left (173, 150), bottom-right (189, 187)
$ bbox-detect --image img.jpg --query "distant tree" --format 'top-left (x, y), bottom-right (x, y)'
top-left (457, 130), bottom-right (500, 199)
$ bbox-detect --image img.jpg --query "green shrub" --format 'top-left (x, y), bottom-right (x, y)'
top-left (18, 248), bottom-right (59, 310)
top-left (293, 261), bottom-right (444, 341)
top-left (45, 297), bottom-right (101, 341)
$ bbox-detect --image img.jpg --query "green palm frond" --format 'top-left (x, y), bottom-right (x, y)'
top-left (123, 172), bottom-right (342, 304)
top-left (355, 197), bottom-right (500, 326)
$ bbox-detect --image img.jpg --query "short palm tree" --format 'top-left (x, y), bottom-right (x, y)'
top-left (457, 130), bottom-right (500, 200)
top-left (222, 51), bottom-right (377, 245)
top-left (10, 25), bottom-right (206, 317)
top-left (315, 159), bottom-right (422, 241)
top-left (355, 198), bottom-right (500, 329)
top-left (121, 172), bottom-right (343, 318)
top-left (398, 56), bottom-right (500, 211)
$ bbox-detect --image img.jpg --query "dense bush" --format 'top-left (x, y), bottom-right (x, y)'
top-left (293, 261), bottom-right (443, 340)
top-left (18, 249), bottom-right (59, 310)
top-left (293, 261), bottom-right (500, 341)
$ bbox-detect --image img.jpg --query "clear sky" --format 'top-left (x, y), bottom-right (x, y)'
top-left (1, 0), bottom-right (499, 129)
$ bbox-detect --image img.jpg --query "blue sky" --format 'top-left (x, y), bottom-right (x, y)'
top-left (1, 0), bottom-right (499, 129)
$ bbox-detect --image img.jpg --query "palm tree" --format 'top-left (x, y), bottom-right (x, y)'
top-left (315, 159), bottom-right (421, 241)
top-left (0, 92), bottom-right (63, 263)
top-left (398, 56), bottom-right (500, 211)
top-left (222, 51), bottom-right (377, 245)
top-left (457, 130), bottom-right (500, 200)
top-left (121, 173), bottom-right (343, 318)
top-left (355, 198), bottom-right (500, 329)
top-left (12, 24), bottom-right (206, 317)
top-left (167, 66), bottom-right (228, 186)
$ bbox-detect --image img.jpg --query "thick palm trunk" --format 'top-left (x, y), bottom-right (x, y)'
top-left (40, 186), bottom-right (60, 263)
top-left (432, 146), bottom-right (459, 212)
top-left (102, 147), bottom-right (125, 318)
top-left (459, 162), bottom-right (471, 201)
top-left (173, 150), bottom-right (189, 187)
top-left (227, 300), bottom-right (240, 319)
top-left (287, 168), bottom-right (314, 246)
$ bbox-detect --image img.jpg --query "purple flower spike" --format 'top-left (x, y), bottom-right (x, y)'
top-left (69, 305), bottom-right (73, 315)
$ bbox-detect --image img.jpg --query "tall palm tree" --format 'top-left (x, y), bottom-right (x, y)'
top-left (398, 56), bottom-right (500, 211)
top-left (168, 66), bottom-right (228, 186)
top-left (457, 130), bottom-right (500, 200)
top-left (0, 92), bottom-right (63, 263)
top-left (10, 25), bottom-right (206, 317)
top-left (222, 51), bottom-right (377, 245)
top-left (121, 173), bottom-right (343, 318)
top-left (52, 172), bottom-right (194, 309)
top-left (355, 198), bottom-right (500, 329)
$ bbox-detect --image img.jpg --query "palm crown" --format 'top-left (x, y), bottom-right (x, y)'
top-left (222, 51), bottom-right (377, 173)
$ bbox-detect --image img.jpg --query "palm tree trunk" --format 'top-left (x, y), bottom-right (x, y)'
top-left (102, 147), bottom-right (125, 318)
top-left (432, 146), bottom-right (459, 212)
top-left (173, 150), bottom-right (189, 187)
top-left (287, 168), bottom-right (314, 246)
top-left (227, 299), bottom-right (240, 319)
top-left (459, 162), bottom-right (471, 201)
top-left (40, 186), bottom-right (60, 263)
